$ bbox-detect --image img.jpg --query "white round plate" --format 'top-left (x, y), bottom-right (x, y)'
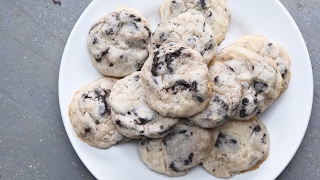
top-left (59, 0), bottom-right (313, 179)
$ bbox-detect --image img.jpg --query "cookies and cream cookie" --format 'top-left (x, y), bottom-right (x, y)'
top-left (217, 46), bottom-right (283, 120)
top-left (109, 71), bottom-right (179, 138)
top-left (151, 12), bottom-right (217, 64)
top-left (230, 35), bottom-right (291, 91)
top-left (160, 0), bottom-right (230, 45)
top-left (69, 77), bottom-right (128, 148)
top-left (87, 6), bottom-right (151, 77)
top-left (139, 120), bottom-right (213, 176)
top-left (202, 117), bottom-right (270, 178)
top-left (188, 61), bottom-right (242, 128)
top-left (141, 45), bottom-right (211, 117)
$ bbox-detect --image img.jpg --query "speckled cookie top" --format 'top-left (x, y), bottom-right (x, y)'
top-left (141, 45), bottom-right (211, 117)
top-left (160, 0), bottom-right (230, 45)
top-left (68, 77), bottom-right (128, 149)
top-left (109, 71), bottom-right (179, 138)
top-left (230, 35), bottom-right (291, 91)
top-left (188, 61), bottom-right (242, 128)
top-left (151, 12), bottom-right (217, 64)
top-left (216, 46), bottom-right (283, 120)
top-left (87, 6), bottom-right (151, 77)
top-left (202, 117), bottom-right (270, 178)
top-left (139, 120), bottom-right (213, 176)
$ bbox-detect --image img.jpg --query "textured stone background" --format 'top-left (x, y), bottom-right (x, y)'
top-left (0, 0), bottom-right (318, 179)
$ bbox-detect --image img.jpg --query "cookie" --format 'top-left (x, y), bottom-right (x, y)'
top-left (109, 71), bottom-right (179, 138)
top-left (230, 35), bottom-right (291, 91)
top-left (202, 117), bottom-right (270, 178)
top-left (68, 77), bottom-right (128, 148)
top-left (216, 46), bottom-right (283, 120)
top-left (188, 61), bottom-right (242, 128)
top-left (160, 0), bottom-right (230, 45)
top-left (151, 12), bottom-right (217, 64)
top-left (141, 45), bottom-right (211, 117)
top-left (139, 120), bottom-right (213, 176)
top-left (87, 6), bottom-right (151, 77)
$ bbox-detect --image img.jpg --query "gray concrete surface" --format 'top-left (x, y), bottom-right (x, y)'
top-left (0, 0), bottom-right (318, 179)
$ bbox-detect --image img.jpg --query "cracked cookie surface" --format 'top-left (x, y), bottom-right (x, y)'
top-left (188, 61), bottom-right (242, 128)
top-left (151, 12), bottom-right (217, 64)
top-left (109, 71), bottom-right (179, 138)
top-left (139, 120), bottom-right (213, 176)
top-left (202, 117), bottom-right (270, 178)
top-left (87, 6), bottom-right (151, 77)
top-left (141, 45), bottom-right (211, 117)
top-left (69, 77), bottom-right (128, 148)
top-left (230, 35), bottom-right (291, 91)
top-left (160, 0), bottom-right (230, 45)
top-left (217, 46), bottom-right (283, 120)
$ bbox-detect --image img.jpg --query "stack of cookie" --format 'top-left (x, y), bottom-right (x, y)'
top-left (68, 0), bottom-right (291, 178)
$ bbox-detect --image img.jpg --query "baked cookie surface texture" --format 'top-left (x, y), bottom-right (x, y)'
top-left (160, 0), bottom-right (230, 45)
top-left (139, 120), bottom-right (213, 176)
top-left (109, 71), bottom-right (179, 138)
top-left (188, 61), bottom-right (242, 128)
top-left (141, 45), bottom-right (211, 117)
top-left (87, 6), bottom-right (151, 77)
top-left (217, 46), bottom-right (283, 120)
top-left (202, 117), bottom-right (270, 178)
top-left (69, 77), bottom-right (127, 148)
top-left (151, 12), bottom-right (217, 64)
top-left (230, 35), bottom-right (291, 91)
